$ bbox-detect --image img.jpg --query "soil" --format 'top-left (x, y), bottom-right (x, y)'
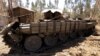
top-left (0, 25), bottom-right (100, 56)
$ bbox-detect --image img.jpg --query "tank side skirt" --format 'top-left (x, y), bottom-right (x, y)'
top-left (60, 21), bottom-right (62, 33)
top-left (53, 21), bottom-right (55, 33)
top-left (65, 20), bottom-right (67, 34)
top-left (69, 20), bottom-right (71, 33)
top-left (77, 21), bottom-right (80, 36)
top-left (30, 23), bottom-right (32, 33)
top-left (77, 21), bottom-right (79, 31)
top-left (38, 22), bottom-right (40, 34)
top-left (46, 21), bottom-right (48, 34)
top-left (77, 21), bottom-right (79, 35)
top-left (74, 21), bottom-right (76, 32)
top-left (26, 20), bottom-right (94, 36)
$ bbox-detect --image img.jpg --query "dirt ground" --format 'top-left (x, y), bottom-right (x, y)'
top-left (0, 25), bottom-right (100, 56)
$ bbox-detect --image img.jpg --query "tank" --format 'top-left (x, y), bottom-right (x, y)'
top-left (0, 19), bottom-right (97, 52)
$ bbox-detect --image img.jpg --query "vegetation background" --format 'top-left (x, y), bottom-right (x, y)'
top-left (0, 0), bottom-right (100, 23)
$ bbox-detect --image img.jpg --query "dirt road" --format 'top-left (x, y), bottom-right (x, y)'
top-left (0, 35), bottom-right (100, 56)
top-left (55, 36), bottom-right (100, 56)
top-left (0, 35), bottom-right (11, 54)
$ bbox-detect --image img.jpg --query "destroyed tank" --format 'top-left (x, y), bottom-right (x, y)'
top-left (0, 8), bottom-right (97, 52)
top-left (0, 18), bottom-right (96, 52)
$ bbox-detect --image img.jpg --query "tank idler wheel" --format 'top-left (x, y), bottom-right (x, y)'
top-left (24, 36), bottom-right (42, 52)
top-left (58, 33), bottom-right (68, 42)
top-left (44, 34), bottom-right (58, 47)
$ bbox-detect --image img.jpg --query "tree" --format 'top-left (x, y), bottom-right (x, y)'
top-left (94, 0), bottom-right (100, 15)
top-left (55, 0), bottom-right (59, 9)
top-left (72, 0), bottom-right (79, 17)
top-left (0, 0), bottom-right (7, 15)
top-left (40, 0), bottom-right (46, 11)
top-left (95, 0), bottom-right (100, 9)
top-left (26, 0), bottom-right (29, 8)
top-left (79, 0), bottom-right (84, 14)
top-left (19, 0), bottom-right (22, 6)
top-left (7, 0), bottom-right (23, 7)
top-left (31, 2), bottom-right (36, 11)
top-left (92, 0), bottom-right (100, 22)
top-left (64, 0), bottom-right (77, 17)
top-left (33, 0), bottom-right (46, 11)
top-left (84, 0), bottom-right (91, 17)
top-left (64, 0), bottom-right (68, 12)
top-left (47, 0), bottom-right (55, 9)
top-left (41, 0), bottom-right (46, 9)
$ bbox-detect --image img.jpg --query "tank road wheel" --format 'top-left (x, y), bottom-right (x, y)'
top-left (44, 34), bottom-right (58, 47)
top-left (58, 33), bottom-right (68, 42)
top-left (83, 29), bottom-right (91, 37)
top-left (78, 31), bottom-right (84, 38)
top-left (24, 36), bottom-right (42, 52)
top-left (70, 32), bottom-right (77, 39)
top-left (82, 30), bottom-right (87, 37)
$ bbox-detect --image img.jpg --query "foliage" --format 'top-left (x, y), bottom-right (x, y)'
top-left (26, 0), bottom-right (29, 8)
top-left (1, 0), bottom-right (100, 20)
top-left (47, 0), bottom-right (55, 9)
top-left (55, 0), bottom-right (59, 8)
